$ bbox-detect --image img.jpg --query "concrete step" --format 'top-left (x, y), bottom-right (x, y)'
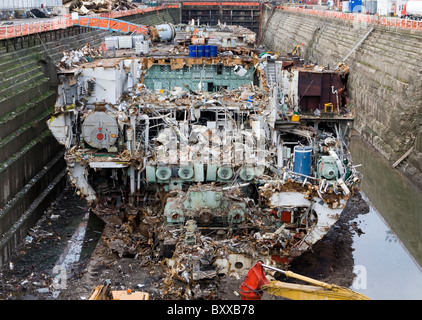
top-left (366, 33), bottom-right (422, 64)
top-left (0, 50), bottom-right (39, 70)
top-left (0, 162), bottom-right (66, 267)
top-left (0, 129), bottom-right (64, 207)
top-left (315, 35), bottom-right (356, 57)
top-left (359, 42), bottom-right (419, 71)
top-left (372, 29), bottom-right (422, 51)
top-left (317, 25), bottom-right (364, 47)
top-left (0, 64), bottom-right (42, 90)
top-left (0, 142), bottom-right (66, 266)
top-left (352, 58), bottom-right (409, 95)
top-left (0, 106), bottom-right (53, 164)
top-left (0, 59), bottom-right (38, 79)
top-left (0, 71), bottom-right (46, 99)
top-left (0, 90), bottom-right (55, 141)
top-left (0, 42), bottom-right (54, 61)
top-left (0, 77), bottom-right (50, 119)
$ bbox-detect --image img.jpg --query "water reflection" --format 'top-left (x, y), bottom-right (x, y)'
top-left (385, 231), bottom-right (398, 244)
top-left (351, 196), bottom-right (422, 299)
top-left (349, 134), bottom-right (422, 269)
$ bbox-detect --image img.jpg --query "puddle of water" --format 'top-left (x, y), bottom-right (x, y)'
top-left (348, 134), bottom-right (422, 299)
top-left (349, 135), bottom-right (422, 267)
top-left (351, 194), bottom-right (422, 300)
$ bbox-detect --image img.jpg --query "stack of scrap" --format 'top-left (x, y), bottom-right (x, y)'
top-left (57, 43), bottom-right (101, 70)
top-left (335, 61), bottom-right (350, 73)
top-left (65, 0), bottom-right (138, 15)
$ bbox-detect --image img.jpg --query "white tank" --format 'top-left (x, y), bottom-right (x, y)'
top-left (82, 112), bottom-right (119, 150)
top-left (155, 23), bottom-right (176, 42)
top-left (118, 36), bottom-right (133, 49)
top-left (407, 0), bottom-right (422, 16)
top-left (132, 35), bottom-right (145, 47)
top-left (135, 41), bottom-right (150, 55)
top-left (105, 37), bottom-right (119, 50)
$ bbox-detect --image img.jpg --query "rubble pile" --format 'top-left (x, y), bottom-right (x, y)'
top-left (66, 0), bottom-right (139, 15)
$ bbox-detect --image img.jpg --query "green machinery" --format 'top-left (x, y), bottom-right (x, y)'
top-left (146, 164), bottom-right (256, 190)
top-left (164, 187), bottom-right (247, 227)
top-left (143, 64), bottom-right (254, 92)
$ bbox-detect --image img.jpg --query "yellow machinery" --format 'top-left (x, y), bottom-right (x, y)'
top-left (240, 262), bottom-right (370, 300)
top-left (324, 103), bottom-right (334, 113)
top-left (291, 44), bottom-right (304, 58)
top-left (321, 103), bottom-right (335, 117)
top-left (260, 264), bottom-right (371, 300)
top-left (88, 284), bottom-right (150, 300)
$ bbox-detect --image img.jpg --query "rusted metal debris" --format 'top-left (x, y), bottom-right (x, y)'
top-left (66, 0), bottom-right (138, 15)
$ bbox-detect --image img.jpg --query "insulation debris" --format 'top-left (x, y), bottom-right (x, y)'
top-left (57, 43), bottom-right (101, 70)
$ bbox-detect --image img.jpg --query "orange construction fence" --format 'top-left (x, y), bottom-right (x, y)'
top-left (182, 1), bottom-right (259, 5)
top-left (0, 4), bottom-right (179, 40)
top-left (275, 6), bottom-right (422, 31)
top-left (4, 4), bottom-right (420, 40)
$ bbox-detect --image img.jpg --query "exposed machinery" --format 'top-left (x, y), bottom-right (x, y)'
top-left (47, 22), bottom-right (361, 298)
top-left (291, 43), bottom-right (304, 58)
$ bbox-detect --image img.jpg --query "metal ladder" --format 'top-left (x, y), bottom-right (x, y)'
top-left (342, 27), bottom-right (374, 62)
top-left (265, 61), bottom-right (277, 87)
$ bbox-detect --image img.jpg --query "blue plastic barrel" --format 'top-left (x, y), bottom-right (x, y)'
top-left (204, 45), bottom-right (211, 57)
top-left (189, 45), bottom-right (197, 58)
top-left (197, 45), bottom-right (204, 57)
top-left (210, 45), bottom-right (218, 57)
top-left (293, 146), bottom-right (312, 179)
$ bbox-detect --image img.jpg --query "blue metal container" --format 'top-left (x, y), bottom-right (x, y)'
top-left (349, 0), bottom-right (362, 13)
top-left (204, 45), bottom-right (211, 57)
top-left (197, 45), bottom-right (204, 57)
top-left (210, 45), bottom-right (218, 57)
top-left (189, 45), bottom-right (197, 58)
top-left (293, 146), bottom-right (312, 178)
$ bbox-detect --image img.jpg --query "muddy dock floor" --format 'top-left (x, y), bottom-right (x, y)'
top-left (0, 184), bottom-right (369, 300)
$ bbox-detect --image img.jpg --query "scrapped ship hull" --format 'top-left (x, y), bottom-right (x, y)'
top-left (47, 23), bottom-right (361, 284)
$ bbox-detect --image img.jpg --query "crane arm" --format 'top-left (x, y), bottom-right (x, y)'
top-left (262, 280), bottom-right (371, 300)
top-left (261, 263), bottom-right (370, 300)
top-left (239, 262), bottom-right (371, 300)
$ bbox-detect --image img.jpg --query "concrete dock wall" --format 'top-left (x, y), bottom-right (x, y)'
top-left (262, 7), bottom-right (422, 189)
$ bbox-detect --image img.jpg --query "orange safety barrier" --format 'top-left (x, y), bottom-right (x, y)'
top-left (182, 2), bottom-right (221, 5)
top-left (74, 16), bottom-right (149, 34)
top-left (182, 1), bottom-right (259, 5)
top-left (276, 5), bottom-right (422, 32)
top-left (0, 4), bottom-right (172, 40)
top-left (221, 2), bottom-right (260, 5)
